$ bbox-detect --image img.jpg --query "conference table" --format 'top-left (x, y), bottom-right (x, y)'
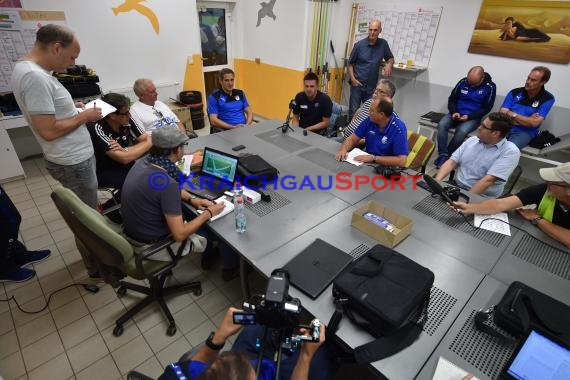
top-left (183, 120), bottom-right (570, 379)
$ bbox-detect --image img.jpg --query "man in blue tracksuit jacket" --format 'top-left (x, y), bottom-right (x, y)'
top-left (435, 66), bottom-right (496, 168)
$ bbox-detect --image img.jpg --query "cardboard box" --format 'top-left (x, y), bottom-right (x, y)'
top-left (351, 201), bottom-right (413, 247)
top-left (167, 102), bottom-right (191, 128)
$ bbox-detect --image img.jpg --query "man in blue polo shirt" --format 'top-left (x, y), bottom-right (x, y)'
top-left (347, 19), bottom-right (394, 121)
top-left (435, 66), bottom-right (496, 168)
top-left (207, 68), bottom-right (253, 132)
top-left (335, 98), bottom-right (408, 167)
top-left (500, 66), bottom-right (555, 150)
top-left (436, 113), bottom-right (520, 198)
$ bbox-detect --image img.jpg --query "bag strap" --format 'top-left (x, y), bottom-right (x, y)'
top-left (329, 291), bottom-right (429, 364)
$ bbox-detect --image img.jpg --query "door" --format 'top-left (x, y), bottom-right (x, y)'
top-left (197, 3), bottom-right (233, 98)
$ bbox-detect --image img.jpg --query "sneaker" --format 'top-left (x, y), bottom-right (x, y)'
top-left (15, 249), bottom-right (51, 267)
top-left (222, 266), bottom-right (240, 282)
top-left (434, 154), bottom-right (449, 169)
top-left (0, 267), bottom-right (36, 283)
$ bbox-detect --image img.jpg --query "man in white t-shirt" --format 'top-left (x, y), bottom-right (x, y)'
top-left (130, 78), bottom-right (185, 133)
top-left (11, 24), bottom-right (103, 278)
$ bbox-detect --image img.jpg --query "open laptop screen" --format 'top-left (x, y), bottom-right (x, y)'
top-left (201, 148), bottom-right (239, 183)
top-left (502, 329), bottom-right (570, 380)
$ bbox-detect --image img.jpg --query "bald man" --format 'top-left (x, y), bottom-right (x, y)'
top-left (435, 66), bottom-right (496, 168)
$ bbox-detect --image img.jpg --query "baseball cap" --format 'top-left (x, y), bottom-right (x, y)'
top-left (152, 126), bottom-right (189, 149)
top-left (539, 162), bottom-right (570, 184)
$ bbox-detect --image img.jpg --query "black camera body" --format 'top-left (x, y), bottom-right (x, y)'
top-left (235, 269), bottom-right (301, 329)
top-left (442, 185), bottom-right (470, 203)
top-left (374, 165), bottom-right (403, 179)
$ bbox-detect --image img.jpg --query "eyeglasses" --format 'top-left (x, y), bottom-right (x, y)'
top-left (153, 108), bottom-right (164, 119)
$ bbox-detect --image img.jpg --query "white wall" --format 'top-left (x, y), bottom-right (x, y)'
top-left (22, 0), bottom-right (201, 92)
top-left (233, 0), bottom-right (309, 70)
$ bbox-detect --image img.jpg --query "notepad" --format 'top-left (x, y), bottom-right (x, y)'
top-left (432, 357), bottom-right (478, 380)
top-left (197, 196), bottom-right (234, 222)
top-left (344, 147), bottom-right (367, 166)
top-left (78, 99), bottom-right (117, 118)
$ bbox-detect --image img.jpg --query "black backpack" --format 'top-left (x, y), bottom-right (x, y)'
top-left (529, 130), bottom-right (560, 149)
top-left (329, 244), bottom-right (434, 363)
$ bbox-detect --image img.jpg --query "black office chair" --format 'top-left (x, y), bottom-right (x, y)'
top-left (51, 187), bottom-right (202, 337)
top-left (500, 165), bottom-right (523, 197)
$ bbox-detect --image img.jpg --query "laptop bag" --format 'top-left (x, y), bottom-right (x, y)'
top-left (475, 281), bottom-right (570, 342)
top-left (237, 154), bottom-right (279, 188)
top-left (329, 244), bottom-right (434, 363)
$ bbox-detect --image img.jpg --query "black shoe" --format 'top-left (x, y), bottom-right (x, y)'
top-left (0, 268), bottom-right (36, 282)
top-left (15, 249), bottom-right (51, 267)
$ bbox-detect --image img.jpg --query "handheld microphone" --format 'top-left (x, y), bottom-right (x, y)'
top-left (423, 174), bottom-right (462, 213)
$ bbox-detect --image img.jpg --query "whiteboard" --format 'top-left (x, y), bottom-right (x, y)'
top-left (0, 9), bottom-right (66, 92)
top-left (354, 3), bottom-right (442, 68)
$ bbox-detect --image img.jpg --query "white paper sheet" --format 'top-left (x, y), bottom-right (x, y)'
top-left (179, 154), bottom-right (194, 175)
top-left (197, 196), bottom-right (234, 222)
top-left (474, 212), bottom-right (511, 236)
top-left (78, 99), bottom-right (117, 118)
top-left (344, 147), bottom-right (368, 166)
top-left (432, 357), bottom-right (478, 380)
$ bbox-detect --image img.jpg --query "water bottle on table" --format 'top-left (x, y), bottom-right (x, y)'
top-left (234, 182), bottom-right (247, 233)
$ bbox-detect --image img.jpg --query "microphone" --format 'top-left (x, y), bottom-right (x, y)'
top-left (423, 174), bottom-right (462, 213)
top-left (279, 100), bottom-right (295, 133)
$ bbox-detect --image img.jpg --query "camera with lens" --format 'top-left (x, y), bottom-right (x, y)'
top-left (442, 185), bottom-right (469, 203)
top-left (233, 269), bottom-right (320, 348)
top-left (374, 165), bottom-right (403, 179)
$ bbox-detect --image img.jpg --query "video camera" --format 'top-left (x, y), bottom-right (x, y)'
top-left (374, 165), bottom-right (404, 179)
top-left (233, 269), bottom-right (320, 347)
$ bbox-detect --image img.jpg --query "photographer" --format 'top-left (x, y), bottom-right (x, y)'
top-left (159, 307), bottom-right (336, 380)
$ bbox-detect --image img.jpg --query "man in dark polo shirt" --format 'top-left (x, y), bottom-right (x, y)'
top-left (291, 72), bottom-right (333, 135)
top-left (88, 93), bottom-right (152, 196)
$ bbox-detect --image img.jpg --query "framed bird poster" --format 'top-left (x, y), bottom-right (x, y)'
top-left (468, 0), bottom-right (570, 63)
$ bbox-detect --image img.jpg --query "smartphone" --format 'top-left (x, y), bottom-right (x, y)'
top-left (232, 145), bottom-right (246, 151)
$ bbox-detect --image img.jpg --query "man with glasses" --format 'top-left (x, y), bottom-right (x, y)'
top-left (131, 78), bottom-right (186, 133)
top-left (454, 162), bottom-right (570, 248)
top-left (347, 19), bottom-right (394, 121)
top-left (435, 66), bottom-right (496, 168)
top-left (88, 93), bottom-right (152, 217)
top-left (338, 78), bottom-right (396, 143)
top-left (436, 113), bottom-right (519, 197)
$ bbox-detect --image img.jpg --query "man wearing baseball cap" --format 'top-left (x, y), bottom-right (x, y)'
top-left (121, 126), bottom-right (225, 253)
top-left (454, 162), bottom-right (570, 248)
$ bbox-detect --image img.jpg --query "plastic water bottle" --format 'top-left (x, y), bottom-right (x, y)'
top-left (234, 182), bottom-right (247, 233)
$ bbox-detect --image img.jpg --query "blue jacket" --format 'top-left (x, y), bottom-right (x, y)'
top-left (447, 72), bottom-right (496, 120)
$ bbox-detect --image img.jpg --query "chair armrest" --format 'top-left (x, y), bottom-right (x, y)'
top-left (100, 203), bottom-right (121, 216)
top-left (134, 236), bottom-right (191, 277)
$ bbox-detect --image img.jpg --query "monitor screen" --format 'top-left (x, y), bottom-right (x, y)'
top-left (201, 149), bottom-right (238, 182)
top-left (505, 330), bottom-right (570, 380)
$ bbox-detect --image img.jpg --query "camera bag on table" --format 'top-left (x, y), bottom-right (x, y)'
top-left (237, 154), bottom-right (279, 188)
top-left (475, 281), bottom-right (570, 342)
top-left (328, 244), bottom-right (434, 363)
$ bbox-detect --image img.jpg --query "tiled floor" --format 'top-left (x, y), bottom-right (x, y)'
top-left (0, 153), bottom-right (255, 380)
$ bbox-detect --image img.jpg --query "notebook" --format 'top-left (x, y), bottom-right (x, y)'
top-left (186, 147), bottom-right (239, 200)
top-left (420, 111), bottom-right (446, 123)
top-left (500, 328), bottom-right (570, 380)
top-left (283, 238), bottom-right (353, 300)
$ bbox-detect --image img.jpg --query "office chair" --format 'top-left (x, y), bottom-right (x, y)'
top-left (51, 187), bottom-right (202, 337)
top-left (500, 165), bottom-right (523, 197)
top-left (406, 131), bottom-right (435, 174)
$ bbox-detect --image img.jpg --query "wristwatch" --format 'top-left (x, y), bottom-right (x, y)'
top-left (372, 155), bottom-right (376, 163)
top-left (205, 331), bottom-right (225, 350)
top-left (511, 112), bottom-right (518, 119)
top-left (530, 216), bottom-right (543, 226)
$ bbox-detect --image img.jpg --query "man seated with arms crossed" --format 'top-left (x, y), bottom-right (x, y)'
top-left (335, 98), bottom-right (408, 167)
top-left (130, 78), bottom-right (186, 133)
top-left (159, 307), bottom-right (335, 380)
top-left (121, 126), bottom-right (226, 259)
top-left (208, 68), bottom-right (253, 132)
top-left (338, 78), bottom-right (396, 143)
top-left (436, 113), bottom-right (520, 198)
top-left (291, 72), bottom-right (332, 134)
top-left (88, 93), bottom-right (152, 207)
top-left (500, 66), bottom-right (555, 150)
top-left (454, 162), bottom-right (570, 248)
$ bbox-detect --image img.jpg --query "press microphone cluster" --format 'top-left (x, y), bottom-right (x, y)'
top-left (423, 174), bottom-right (462, 214)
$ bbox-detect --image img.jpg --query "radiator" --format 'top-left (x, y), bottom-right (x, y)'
top-left (104, 81), bottom-right (181, 103)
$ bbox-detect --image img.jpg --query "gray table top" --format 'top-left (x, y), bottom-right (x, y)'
top-left (257, 207), bottom-right (484, 380)
top-left (416, 276), bottom-right (510, 380)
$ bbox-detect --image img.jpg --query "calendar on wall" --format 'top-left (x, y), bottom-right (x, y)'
top-left (353, 3), bottom-right (442, 68)
top-left (0, 9), bottom-right (66, 92)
